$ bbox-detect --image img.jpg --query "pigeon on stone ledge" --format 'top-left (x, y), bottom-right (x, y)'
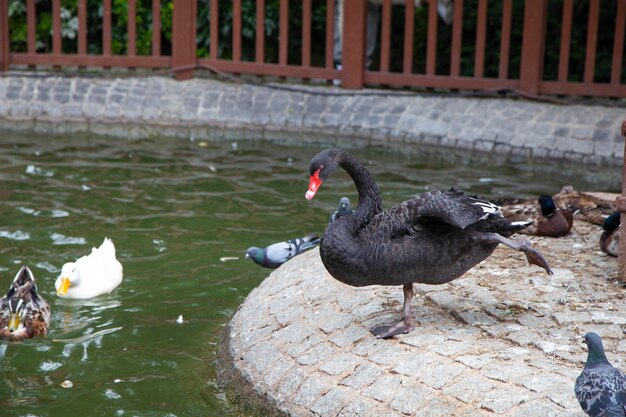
top-left (329, 196), bottom-right (354, 224)
top-left (245, 233), bottom-right (320, 269)
top-left (575, 332), bottom-right (626, 417)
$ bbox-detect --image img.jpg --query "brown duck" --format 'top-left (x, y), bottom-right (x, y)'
top-left (499, 186), bottom-right (615, 227)
top-left (501, 194), bottom-right (573, 237)
top-left (0, 266), bottom-right (51, 340)
top-left (305, 149), bottom-right (553, 339)
top-left (600, 211), bottom-right (620, 257)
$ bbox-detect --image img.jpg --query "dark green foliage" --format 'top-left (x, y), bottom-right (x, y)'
top-left (6, 0), bottom-right (624, 83)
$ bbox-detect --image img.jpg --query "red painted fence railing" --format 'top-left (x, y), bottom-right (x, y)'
top-left (0, 0), bottom-right (625, 97)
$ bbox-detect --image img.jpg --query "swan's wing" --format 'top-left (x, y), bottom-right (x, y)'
top-left (403, 190), bottom-right (501, 230)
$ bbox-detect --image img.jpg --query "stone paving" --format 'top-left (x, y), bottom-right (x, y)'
top-left (218, 220), bottom-right (625, 416)
top-left (0, 73), bottom-right (624, 166)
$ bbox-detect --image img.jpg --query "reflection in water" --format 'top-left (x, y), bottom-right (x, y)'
top-left (0, 132), bottom-right (618, 417)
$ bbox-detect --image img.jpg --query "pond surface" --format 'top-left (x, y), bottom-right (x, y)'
top-left (0, 132), bottom-right (619, 417)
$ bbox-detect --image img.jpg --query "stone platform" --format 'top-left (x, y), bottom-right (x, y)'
top-left (218, 220), bottom-right (624, 416)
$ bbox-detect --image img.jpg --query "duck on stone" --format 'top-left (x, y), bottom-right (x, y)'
top-left (500, 194), bottom-right (573, 237)
top-left (245, 233), bottom-right (321, 269)
top-left (575, 332), bottom-right (626, 417)
top-left (329, 197), bottom-right (354, 224)
top-left (0, 266), bottom-right (51, 341)
top-left (305, 148), bottom-right (553, 339)
top-left (600, 211), bottom-right (620, 257)
top-left (499, 185), bottom-right (615, 226)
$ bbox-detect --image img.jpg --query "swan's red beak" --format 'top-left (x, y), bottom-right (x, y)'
top-left (305, 169), bottom-right (322, 200)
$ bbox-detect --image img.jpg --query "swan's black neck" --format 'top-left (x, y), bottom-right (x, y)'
top-left (339, 152), bottom-right (383, 222)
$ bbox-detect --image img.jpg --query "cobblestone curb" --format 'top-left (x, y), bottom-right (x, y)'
top-left (0, 74), bottom-right (623, 166)
top-left (218, 220), bottom-right (623, 416)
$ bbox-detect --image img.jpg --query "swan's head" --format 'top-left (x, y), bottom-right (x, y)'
top-left (306, 148), bottom-right (343, 200)
top-left (56, 263), bottom-right (82, 295)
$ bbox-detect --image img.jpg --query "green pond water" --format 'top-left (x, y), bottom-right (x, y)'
top-left (0, 132), bottom-right (619, 417)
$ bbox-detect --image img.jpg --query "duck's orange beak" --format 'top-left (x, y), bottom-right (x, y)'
top-left (305, 169), bottom-right (322, 200)
top-left (7, 313), bottom-right (20, 332)
top-left (57, 277), bottom-right (71, 295)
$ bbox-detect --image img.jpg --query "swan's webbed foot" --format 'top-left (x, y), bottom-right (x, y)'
top-left (370, 283), bottom-right (415, 339)
top-left (477, 233), bottom-right (553, 275)
top-left (518, 240), bottom-right (553, 275)
top-left (371, 316), bottom-right (415, 339)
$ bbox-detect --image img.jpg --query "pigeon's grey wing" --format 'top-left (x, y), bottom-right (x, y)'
top-left (606, 404), bottom-right (626, 417)
top-left (265, 241), bottom-right (295, 264)
top-left (576, 369), bottom-right (622, 417)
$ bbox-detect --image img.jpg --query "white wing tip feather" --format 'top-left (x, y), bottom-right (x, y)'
top-left (471, 200), bottom-right (503, 219)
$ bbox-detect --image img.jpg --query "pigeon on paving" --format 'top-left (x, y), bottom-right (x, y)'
top-left (245, 233), bottom-right (320, 268)
top-left (575, 332), bottom-right (626, 417)
top-left (329, 196), bottom-right (354, 224)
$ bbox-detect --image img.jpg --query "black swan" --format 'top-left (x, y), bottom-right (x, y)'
top-left (305, 148), bottom-right (553, 339)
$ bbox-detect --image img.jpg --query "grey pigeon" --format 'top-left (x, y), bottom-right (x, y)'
top-left (575, 332), bottom-right (626, 417)
top-left (329, 196), bottom-right (354, 224)
top-left (245, 233), bottom-right (320, 268)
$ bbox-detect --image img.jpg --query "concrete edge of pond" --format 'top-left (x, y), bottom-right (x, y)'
top-left (216, 219), bottom-right (623, 417)
top-left (0, 73), bottom-right (623, 167)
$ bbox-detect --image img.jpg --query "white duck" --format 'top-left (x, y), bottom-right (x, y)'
top-left (55, 238), bottom-right (123, 299)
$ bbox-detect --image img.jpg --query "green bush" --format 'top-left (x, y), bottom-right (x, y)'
top-left (7, 0), bottom-right (624, 83)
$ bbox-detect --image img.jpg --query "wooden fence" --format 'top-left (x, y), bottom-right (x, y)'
top-left (0, 0), bottom-right (624, 97)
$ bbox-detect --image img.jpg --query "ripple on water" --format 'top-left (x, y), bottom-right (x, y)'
top-left (35, 261), bottom-right (58, 273)
top-left (0, 230), bottom-right (31, 240)
top-left (50, 210), bottom-right (70, 218)
top-left (25, 164), bottom-right (54, 177)
top-left (105, 389), bottom-right (122, 400)
top-left (39, 360), bottom-right (63, 372)
top-left (50, 233), bottom-right (86, 245)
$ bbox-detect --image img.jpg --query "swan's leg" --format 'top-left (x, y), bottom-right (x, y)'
top-left (477, 233), bottom-right (553, 275)
top-left (371, 283), bottom-right (415, 339)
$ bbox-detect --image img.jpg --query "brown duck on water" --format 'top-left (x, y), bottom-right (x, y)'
top-left (305, 148), bottom-right (553, 339)
top-left (0, 266), bottom-right (50, 341)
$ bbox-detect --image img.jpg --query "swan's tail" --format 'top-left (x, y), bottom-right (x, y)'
top-left (476, 214), bottom-right (532, 235)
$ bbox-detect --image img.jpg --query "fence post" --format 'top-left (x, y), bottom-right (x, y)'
top-left (172, 0), bottom-right (197, 80)
top-left (618, 120), bottom-right (626, 281)
top-left (519, 0), bottom-right (547, 94)
top-left (341, 0), bottom-right (367, 89)
top-left (0, 0), bottom-right (9, 74)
